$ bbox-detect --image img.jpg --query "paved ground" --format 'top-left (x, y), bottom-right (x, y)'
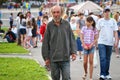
top-left (30, 42), bottom-right (120, 80)
top-left (0, 42), bottom-right (120, 80)
top-left (0, 5), bottom-right (120, 80)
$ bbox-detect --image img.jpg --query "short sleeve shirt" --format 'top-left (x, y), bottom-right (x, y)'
top-left (96, 18), bottom-right (118, 46)
top-left (81, 26), bottom-right (98, 44)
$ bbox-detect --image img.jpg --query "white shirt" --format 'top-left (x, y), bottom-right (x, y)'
top-left (96, 18), bottom-right (118, 46)
top-left (11, 27), bottom-right (17, 34)
top-left (19, 19), bottom-right (26, 29)
top-left (70, 22), bottom-right (77, 31)
top-left (15, 16), bottom-right (20, 29)
top-left (26, 27), bottom-right (32, 36)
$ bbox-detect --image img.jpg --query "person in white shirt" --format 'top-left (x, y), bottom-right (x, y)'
top-left (19, 14), bottom-right (26, 46)
top-left (96, 8), bottom-right (118, 80)
top-left (70, 16), bottom-right (77, 31)
top-left (11, 24), bottom-right (17, 38)
top-left (24, 20), bottom-right (32, 49)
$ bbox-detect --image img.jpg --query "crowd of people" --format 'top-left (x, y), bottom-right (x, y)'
top-left (0, 3), bottom-right (120, 80)
top-left (41, 5), bottom-right (120, 80)
top-left (42, 6), bottom-right (120, 80)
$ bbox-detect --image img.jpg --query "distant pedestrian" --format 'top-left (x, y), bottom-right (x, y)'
top-left (76, 13), bottom-right (85, 60)
top-left (31, 18), bottom-right (37, 48)
top-left (0, 9), bottom-right (2, 20)
top-left (11, 24), bottom-right (17, 38)
top-left (40, 16), bottom-right (48, 42)
top-left (24, 20), bottom-right (32, 49)
top-left (9, 13), bottom-right (14, 28)
top-left (19, 14), bottom-right (26, 46)
top-left (96, 8), bottom-right (118, 80)
top-left (36, 16), bottom-right (42, 42)
top-left (80, 16), bottom-right (98, 80)
top-left (113, 12), bottom-right (120, 58)
top-left (0, 20), bottom-right (4, 33)
top-left (3, 28), bottom-right (16, 43)
top-left (42, 5), bottom-right (77, 80)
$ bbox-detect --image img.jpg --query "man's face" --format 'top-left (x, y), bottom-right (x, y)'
top-left (27, 13), bottom-right (31, 17)
top-left (52, 6), bottom-right (62, 22)
top-left (104, 11), bottom-right (110, 18)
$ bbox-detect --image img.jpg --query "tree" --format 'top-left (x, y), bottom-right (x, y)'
top-left (13, 0), bottom-right (22, 3)
top-left (0, 0), bottom-right (7, 8)
top-left (36, 0), bottom-right (44, 2)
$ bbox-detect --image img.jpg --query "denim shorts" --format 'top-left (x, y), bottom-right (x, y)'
top-left (20, 28), bottom-right (26, 35)
top-left (83, 47), bottom-right (95, 55)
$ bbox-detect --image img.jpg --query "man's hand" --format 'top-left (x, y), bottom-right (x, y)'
top-left (71, 54), bottom-right (76, 61)
top-left (45, 59), bottom-right (50, 66)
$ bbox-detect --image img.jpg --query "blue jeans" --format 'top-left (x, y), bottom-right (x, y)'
top-left (98, 44), bottom-right (112, 76)
top-left (6, 35), bottom-right (14, 43)
top-left (50, 61), bottom-right (71, 80)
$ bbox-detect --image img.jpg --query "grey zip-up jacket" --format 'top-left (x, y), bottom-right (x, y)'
top-left (42, 19), bottom-right (77, 62)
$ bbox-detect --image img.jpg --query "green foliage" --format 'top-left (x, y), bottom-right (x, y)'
top-left (0, 42), bottom-right (29, 54)
top-left (0, 57), bottom-right (49, 80)
top-left (1, 27), bottom-right (8, 32)
top-left (13, 0), bottom-right (22, 3)
top-left (0, 0), bottom-right (7, 5)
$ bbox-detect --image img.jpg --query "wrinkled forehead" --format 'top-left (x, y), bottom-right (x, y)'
top-left (51, 6), bottom-right (61, 12)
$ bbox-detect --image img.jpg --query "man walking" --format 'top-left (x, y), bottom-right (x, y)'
top-left (42, 5), bottom-right (77, 80)
top-left (96, 8), bottom-right (118, 80)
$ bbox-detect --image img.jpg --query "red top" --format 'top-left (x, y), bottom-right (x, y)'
top-left (40, 23), bottom-right (47, 42)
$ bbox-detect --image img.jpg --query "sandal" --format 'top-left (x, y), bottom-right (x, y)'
top-left (82, 74), bottom-right (87, 80)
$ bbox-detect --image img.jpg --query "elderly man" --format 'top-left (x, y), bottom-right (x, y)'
top-left (42, 5), bottom-right (77, 80)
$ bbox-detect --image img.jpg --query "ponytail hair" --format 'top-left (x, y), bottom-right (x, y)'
top-left (86, 16), bottom-right (96, 30)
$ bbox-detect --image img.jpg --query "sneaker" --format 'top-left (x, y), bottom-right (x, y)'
top-left (82, 73), bottom-right (87, 80)
top-left (99, 75), bottom-right (105, 80)
top-left (116, 55), bottom-right (120, 58)
top-left (106, 75), bottom-right (112, 79)
top-left (79, 57), bottom-right (83, 61)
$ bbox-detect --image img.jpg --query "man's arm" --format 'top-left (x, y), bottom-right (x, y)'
top-left (69, 24), bottom-right (77, 61)
top-left (114, 31), bottom-right (118, 48)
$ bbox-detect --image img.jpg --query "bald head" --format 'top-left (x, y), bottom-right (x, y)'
top-left (51, 5), bottom-right (62, 14)
top-left (51, 5), bottom-right (64, 22)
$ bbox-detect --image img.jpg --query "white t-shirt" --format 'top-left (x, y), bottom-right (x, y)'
top-left (19, 19), bottom-right (26, 29)
top-left (26, 27), bottom-right (32, 36)
top-left (11, 27), bottom-right (17, 34)
top-left (70, 22), bottom-right (77, 31)
top-left (96, 18), bottom-right (118, 46)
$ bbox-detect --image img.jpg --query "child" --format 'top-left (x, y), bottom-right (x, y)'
top-left (24, 20), bottom-right (32, 49)
top-left (11, 24), bottom-right (17, 38)
top-left (9, 13), bottom-right (14, 28)
top-left (40, 16), bottom-right (48, 42)
top-left (80, 16), bottom-right (98, 80)
top-left (31, 18), bottom-right (38, 48)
